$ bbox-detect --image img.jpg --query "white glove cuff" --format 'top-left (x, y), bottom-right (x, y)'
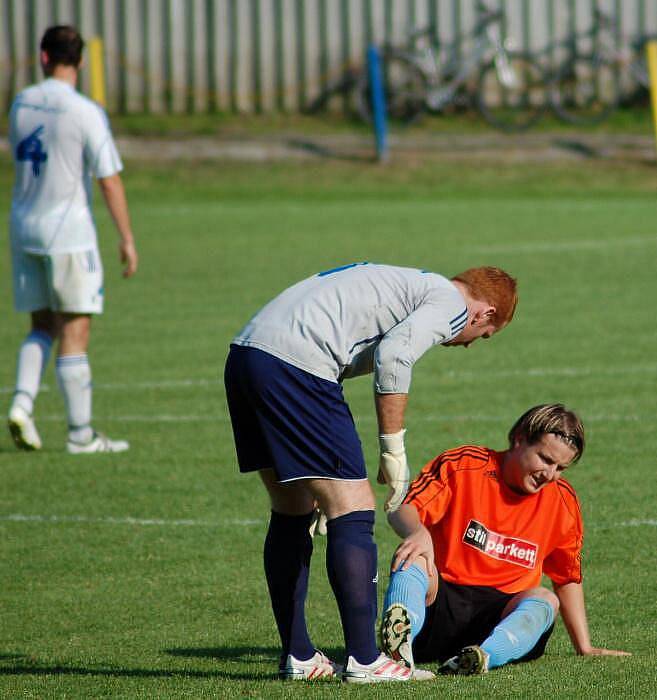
top-left (379, 428), bottom-right (406, 454)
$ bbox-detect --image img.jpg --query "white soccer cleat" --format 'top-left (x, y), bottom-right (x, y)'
top-left (380, 603), bottom-right (414, 670)
top-left (8, 405), bottom-right (42, 451)
top-left (278, 650), bottom-right (341, 680)
top-left (341, 653), bottom-right (413, 683)
top-left (67, 432), bottom-right (129, 454)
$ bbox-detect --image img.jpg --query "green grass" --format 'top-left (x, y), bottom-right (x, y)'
top-left (0, 152), bottom-right (656, 698)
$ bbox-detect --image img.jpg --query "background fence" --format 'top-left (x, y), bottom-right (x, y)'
top-left (2, 0), bottom-right (657, 115)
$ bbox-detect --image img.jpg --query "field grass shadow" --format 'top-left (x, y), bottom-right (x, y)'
top-left (166, 645), bottom-right (279, 661)
top-left (166, 644), bottom-right (345, 667)
top-left (0, 661), bottom-right (274, 682)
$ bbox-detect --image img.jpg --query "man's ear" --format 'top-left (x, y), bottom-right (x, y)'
top-left (472, 305), bottom-right (496, 325)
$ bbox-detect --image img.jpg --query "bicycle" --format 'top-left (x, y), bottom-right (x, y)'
top-left (538, 8), bottom-right (657, 125)
top-left (356, 1), bottom-right (546, 133)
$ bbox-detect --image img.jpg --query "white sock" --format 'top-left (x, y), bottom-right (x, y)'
top-left (56, 354), bottom-right (94, 444)
top-left (12, 330), bottom-right (53, 415)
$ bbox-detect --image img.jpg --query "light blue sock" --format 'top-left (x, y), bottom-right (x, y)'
top-left (382, 564), bottom-right (428, 641)
top-left (481, 597), bottom-right (555, 669)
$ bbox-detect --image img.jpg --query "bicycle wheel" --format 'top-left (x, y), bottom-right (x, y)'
top-left (356, 50), bottom-right (427, 124)
top-left (476, 52), bottom-right (546, 132)
top-left (620, 34), bottom-right (657, 106)
top-left (549, 54), bottom-right (618, 125)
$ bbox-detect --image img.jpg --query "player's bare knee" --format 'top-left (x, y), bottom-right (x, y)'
top-left (529, 586), bottom-right (558, 608)
top-left (539, 588), bottom-right (560, 615)
top-left (503, 586), bottom-right (559, 619)
top-left (526, 587), bottom-right (559, 615)
top-left (306, 478), bottom-right (375, 519)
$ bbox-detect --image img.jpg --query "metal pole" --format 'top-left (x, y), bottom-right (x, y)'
top-left (367, 45), bottom-right (388, 163)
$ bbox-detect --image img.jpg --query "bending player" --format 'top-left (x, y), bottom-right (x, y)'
top-left (380, 404), bottom-right (630, 674)
top-left (225, 263), bottom-right (517, 682)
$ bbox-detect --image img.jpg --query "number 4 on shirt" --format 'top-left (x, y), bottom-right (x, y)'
top-left (17, 125), bottom-right (48, 177)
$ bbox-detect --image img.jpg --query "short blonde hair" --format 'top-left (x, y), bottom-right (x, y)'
top-left (451, 266), bottom-right (518, 328)
top-left (508, 404), bottom-right (585, 463)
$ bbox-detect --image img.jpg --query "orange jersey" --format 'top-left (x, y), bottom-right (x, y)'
top-left (404, 445), bottom-right (583, 594)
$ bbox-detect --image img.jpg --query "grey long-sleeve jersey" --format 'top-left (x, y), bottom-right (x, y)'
top-left (232, 262), bottom-right (467, 394)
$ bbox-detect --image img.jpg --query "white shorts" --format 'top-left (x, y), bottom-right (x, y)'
top-left (12, 247), bottom-right (104, 314)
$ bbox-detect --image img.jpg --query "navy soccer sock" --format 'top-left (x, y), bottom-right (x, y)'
top-left (326, 510), bottom-right (379, 665)
top-left (263, 510), bottom-right (315, 664)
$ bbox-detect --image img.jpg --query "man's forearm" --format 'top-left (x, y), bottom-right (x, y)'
top-left (98, 173), bottom-right (134, 242)
top-left (375, 393), bottom-right (408, 434)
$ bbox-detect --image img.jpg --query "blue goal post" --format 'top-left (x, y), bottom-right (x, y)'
top-left (367, 45), bottom-right (389, 162)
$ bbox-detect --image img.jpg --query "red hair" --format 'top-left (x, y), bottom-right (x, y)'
top-left (451, 266), bottom-right (518, 327)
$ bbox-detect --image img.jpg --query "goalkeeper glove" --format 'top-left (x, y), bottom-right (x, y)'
top-left (378, 429), bottom-right (409, 513)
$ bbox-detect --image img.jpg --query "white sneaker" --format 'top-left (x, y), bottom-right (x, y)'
top-left (341, 653), bottom-right (412, 683)
top-left (278, 650), bottom-right (341, 680)
top-left (8, 405), bottom-right (42, 451)
top-left (67, 432), bottom-right (129, 454)
top-left (380, 603), bottom-right (414, 669)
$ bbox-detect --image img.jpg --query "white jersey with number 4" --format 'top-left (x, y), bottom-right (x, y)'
top-left (9, 77), bottom-right (122, 254)
top-left (232, 263), bottom-right (468, 394)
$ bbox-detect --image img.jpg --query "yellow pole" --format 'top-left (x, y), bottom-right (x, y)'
top-left (88, 37), bottom-right (106, 107)
top-left (647, 40), bottom-right (657, 160)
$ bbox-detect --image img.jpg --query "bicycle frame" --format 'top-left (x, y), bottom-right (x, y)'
top-left (396, 11), bottom-right (516, 112)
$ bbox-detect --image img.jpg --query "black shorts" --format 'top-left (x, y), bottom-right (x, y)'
top-left (412, 576), bottom-right (554, 664)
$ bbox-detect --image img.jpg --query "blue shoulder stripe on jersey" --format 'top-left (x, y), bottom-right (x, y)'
top-left (318, 261), bottom-right (369, 277)
top-left (450, 308), bottom-right (467, 325)
top-left (450, 319), bottom-right (467, 335)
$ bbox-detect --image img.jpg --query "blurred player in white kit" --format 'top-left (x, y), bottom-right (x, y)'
top-left (7, 25), bottom-right (138, 453)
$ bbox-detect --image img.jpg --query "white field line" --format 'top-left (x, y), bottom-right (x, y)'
top-left (0, 513), bottom-right (263, 527)
top-left (0, 378), bottom-right (221, 395)
top-left (470, 234), bottom-right (657, 255)
top-left (2, 362), bottom-right (657, 396)
top-left (12, 413), bottom-right (650, 424)
top-left (0, 513), bottom-right (654, 531)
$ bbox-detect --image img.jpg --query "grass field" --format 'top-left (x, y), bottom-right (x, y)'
top-left (1, 147), bottom-right (656, 699)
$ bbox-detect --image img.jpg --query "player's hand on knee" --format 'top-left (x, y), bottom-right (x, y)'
top-left (378, 429), bottom-right (410, 513)
top-left (391, 527), bottom-right (434, 573)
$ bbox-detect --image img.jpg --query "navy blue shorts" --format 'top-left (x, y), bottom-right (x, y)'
top-left (224, 345), bottom-right (367, 482)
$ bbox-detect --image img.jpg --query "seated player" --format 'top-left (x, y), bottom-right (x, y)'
top-left (379, 404), bottom-right (630, 674)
